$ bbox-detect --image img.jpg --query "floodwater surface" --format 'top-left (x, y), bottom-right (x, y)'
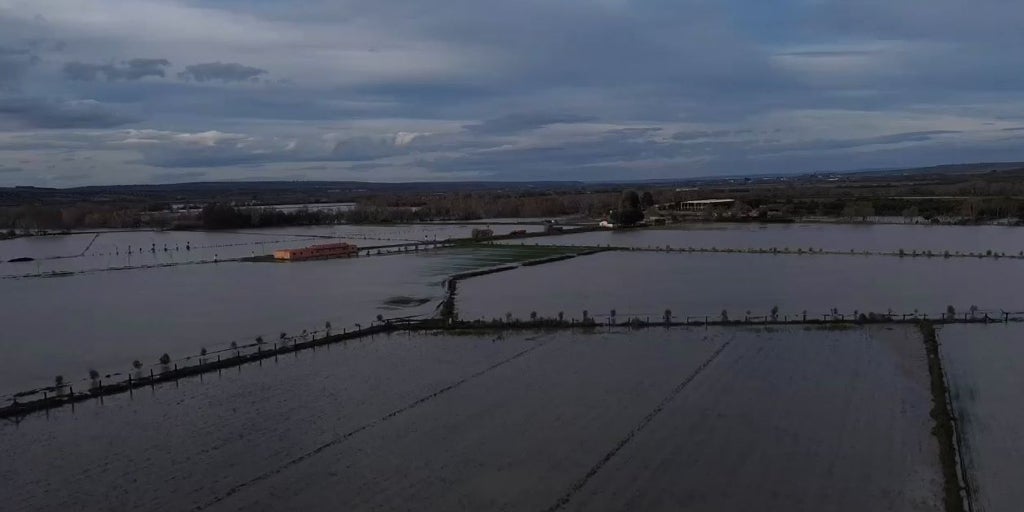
top-left (0, 326), bottom-right (940, 512)
top-left (0, 223), bottom-right (545, 276)
top-left (504, 222), bottom-right (1024, 254)
top-left (456, 251), bottom-right (1024, 322)
top-left (0, 245), bottom-right (562, 395)
top-left (938, 323), bottom-right (1024, 512)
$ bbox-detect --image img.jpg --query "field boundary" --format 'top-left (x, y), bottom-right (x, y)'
top-left (191, 337), bottom-right (552, 511)
top-left (500, 241), bottom-right (1024, 261)
top-left (3, 315), bottom-right (1019, 421)
top-left (920, 322), bottom-right (973, 512)
top-left (541, 337), bottom-right (733, 512)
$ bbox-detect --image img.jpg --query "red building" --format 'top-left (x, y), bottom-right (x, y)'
top-left (274, 242), bottom-right (358, 261)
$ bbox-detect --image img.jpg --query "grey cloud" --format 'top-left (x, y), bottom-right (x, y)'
top-left (178, 62), bottom-right (268, 83)
top-left (50, 173), bottom-right (90, 182)
top-left (672, 130), bottom-right (749, 142)
top-left (464, 113), bottom-right (597, 134)
top-left (150, 170), bottom-right (208, 182)
top-left (0, 96), bottom-right (137, 128)
top-left (758, 130), bottom-right (961, 155)
top-left (0, 165), bottom-right (25, 174)
top-left (0, 46), bottom-right (41, 91)
top-left (129, 128), bottom-right (503, 169)
top-left (63, 58), bottom-right (171, 82)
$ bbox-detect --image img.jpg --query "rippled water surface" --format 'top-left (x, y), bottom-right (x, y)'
top-left (0, 223), bottom-right (545, 276)
top-left (457, 251), bottom-right (1024, 322)
top-left (939, 323), bottom-right (1024, 512)
top-left (503, 222), bottom-right (1024, 254)
top-left (0, 245), bottom-right (559, 394)
top-left (0, 326), bottom-right (939, 512)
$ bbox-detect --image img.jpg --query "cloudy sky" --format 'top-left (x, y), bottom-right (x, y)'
top-left (2, 0), bottom-right (1024, 186)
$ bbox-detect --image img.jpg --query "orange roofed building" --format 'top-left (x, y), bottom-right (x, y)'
top-left (274, 242), bottom-right (359, 261)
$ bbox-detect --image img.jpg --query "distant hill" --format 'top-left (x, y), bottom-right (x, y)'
top-left (5, 161), bottom-right (1024, 206)
top-left (0, 180), bottom-right (592, 206)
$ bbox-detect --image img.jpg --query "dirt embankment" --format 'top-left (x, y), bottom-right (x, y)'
top-left (920, 322), bottom-right (972, 512)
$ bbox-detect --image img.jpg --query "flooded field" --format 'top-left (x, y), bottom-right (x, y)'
top-left (0, 326), bottom-right (940, 512)
top-left (939, 323), bottom-right (1024, 512)
top-left (0, 245), bottom-right (565, 395)
top-left (503, 222), bottom-right (1024, 255)
top-left (457, 251), bottom-right (1024, 322)
top-left (0, 223), bottom-right (545, 277)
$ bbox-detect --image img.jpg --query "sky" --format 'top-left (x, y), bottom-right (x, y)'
top-left (3, 0), bottom-right (1024, 186)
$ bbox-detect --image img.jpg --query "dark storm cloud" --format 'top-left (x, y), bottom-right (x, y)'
top-left (177, 62), bottom-right (268, 83)
top-left (63, 58), bottom-right (171, 82)
top-left (0, 165), bottom-right (26, 174)
top-left (0, 97), bottom-right (137, 129)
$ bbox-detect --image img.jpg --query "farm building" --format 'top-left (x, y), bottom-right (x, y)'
top-left (273, 242), bottom-right (358, 261)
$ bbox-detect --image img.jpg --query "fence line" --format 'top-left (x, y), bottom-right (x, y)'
top-left (3, 311), bottom-right (1022, 420)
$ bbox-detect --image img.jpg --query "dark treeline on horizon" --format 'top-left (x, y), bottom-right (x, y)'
top-left (6, 166), bottom-right (1024, 233)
